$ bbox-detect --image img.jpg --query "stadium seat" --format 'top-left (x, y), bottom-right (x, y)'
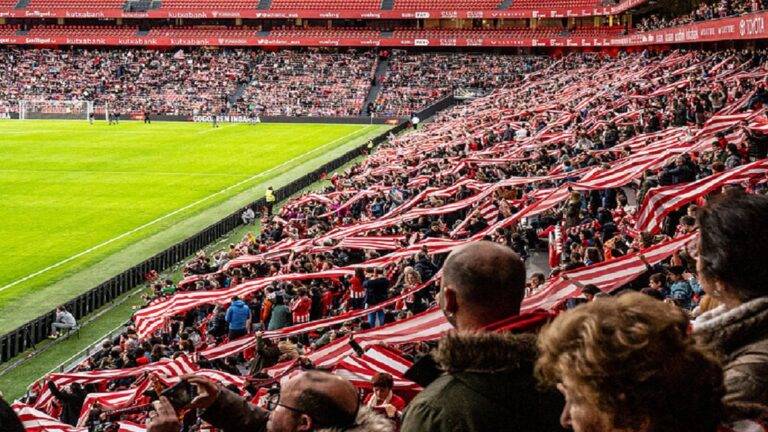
top-left (270, 0), bottom-right (380, 10)
top-left (24, 0), bottom-right (124, 8)
top-left (393, 0), bottom-right (502, 9)
top-left (147, 26), bottom-right (259, 38)
top-left (269, 27), bottom-right (381, 38)
top-left (25, 25), bottom-right (138, 37)
top-left (0, 25), bottom-right (18, 37)
top-left (160, 0), bottom-right (258, 9)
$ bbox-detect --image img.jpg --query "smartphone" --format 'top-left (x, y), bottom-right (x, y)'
top-left (160, 381), bottom-right (197, 410)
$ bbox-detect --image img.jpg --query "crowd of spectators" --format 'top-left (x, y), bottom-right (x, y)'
top-left (0, 47), bottom-right (377, 117)
top-left (637, 0), bottom-right (768, 32)
top-left (374, 51), bottom-right (546, 116)
top-left (238, 49), bottom-right (377, 117)
top-left (0, 47), bottom-right (247, 116)
top-left (4, 46), bottom-right (768, 432)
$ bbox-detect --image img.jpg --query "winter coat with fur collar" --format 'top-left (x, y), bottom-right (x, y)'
top-left (694, 297), bottom-right (768, 406)
top-left (400, 331), bottom-right (565, 432)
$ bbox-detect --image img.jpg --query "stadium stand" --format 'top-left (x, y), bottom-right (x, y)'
top-left (393, 0), bottom-right (502, 9)
top-left (23, 0), bottom-right (124, 8)
top-left (269, 26), bottom-right (382, 38)
top-left (160, 0), bottom-right (259, 9)
top-left (270, 0), bottom-right (380, 9)
top-left (392, 27), bottom-right (565, 38)
top-left (0, 25), bottom-right (18, 36)
top-left (567, 25), bottom-right (627, 37)
top-left (24, 25), bottom-right (138, 37)
top-left (6, 44), bottom-right (768, 432)
top-left (637, 0), bottom-right (768, 31)
top-left (375, 51), bottom-right (542, 116)
top-left (510, 0), bottom-right (599, 7)
top-left (147, 26), bottom-right (259, 38)
top-left (238, 49), bottom-right (377, 116)
top-left (5, 0), bottom-right (768, 428)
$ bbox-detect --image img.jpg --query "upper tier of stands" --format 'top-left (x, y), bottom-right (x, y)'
top-left (511, 0), bottom-right (599, 7)
top-left (160, 0), bottom-right (258, 9)
top-left (393, 0), bottom-right (502, 9)
top-left (8, 24), bottom-right (629, 41)
top-left (269, 27), bottom-right (382, 38)
top-left (148, 26), bottom-right (259, 38)
top-left (271, 0), bottom-right (380, 9)
top-left (0, 0), bottom-right (634, 11)
top-left (392, 27), bottom-right (566, 38)
top-left (568, 25), bottom-right (627, 37)
top-left (25, 25), bottom-right (137, 37)
top-left (24, 0), bottom-right (124, 8)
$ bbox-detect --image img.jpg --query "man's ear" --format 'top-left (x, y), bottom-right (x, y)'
top-left (297, 413), bottom-right (314, 432)
top-left (442, 285), bottom-right (459, 316)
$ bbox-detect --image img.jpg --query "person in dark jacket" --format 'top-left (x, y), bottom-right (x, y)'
top-left (47, 381), bottom-right (87, 426)
top-left (267, 295), bottom-right (292, 331)
top-left (0, 394), bottom-right (24, 432)
top-left (248, 332), bottom-right (282, 374)
top-left (146, 371), bottom-right (393, 432)
top-left (413, 252), bottom-right (438, 282)
top-left (400, 241), bottom-right (564, 432)
top-left (207, 305), bottom-right (228, 339)
top-left (364, 268), bottom-right (389, 327)
top-left (661, 156), bottom-right (695, 185)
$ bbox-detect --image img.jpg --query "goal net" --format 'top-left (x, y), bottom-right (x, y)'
top-left (18, 100), bottom-right (94, 120)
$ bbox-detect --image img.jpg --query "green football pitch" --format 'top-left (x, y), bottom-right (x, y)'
top-left (0, 120), bottom-right (389, 333)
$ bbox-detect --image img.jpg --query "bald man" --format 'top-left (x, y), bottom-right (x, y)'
top-left (147, 371), bottom-right (393, 432)
top-left (401, 241), bottom-right (565, 432)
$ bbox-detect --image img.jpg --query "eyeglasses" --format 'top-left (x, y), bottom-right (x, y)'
top-left (266, 392), bottom-right (309, 417)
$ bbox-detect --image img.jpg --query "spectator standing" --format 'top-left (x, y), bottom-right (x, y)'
top-left (693, 191), bottom-right (768, 405)
top-left (364, 268), bottom-right (389, 327)
top-left (536, 292), bottom-right (739, 432)
top-left (268, 294), bottom-right (292, 331)
top-left (401, 241), bottom-right (564, 432)
top-left (290, 288), bottom-right (312, 324)
top-left (349, 267), bottom-right (367, 310)
top-left (46, 382), bottom-right (87, 426)
top-left (364, 373), bottom-right (406, 422)
top-left (225, 296), bottom-right (251, 340)
top-left (265, 186), bottom-right (276, 216)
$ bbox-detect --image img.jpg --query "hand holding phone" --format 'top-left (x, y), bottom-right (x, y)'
top-left (160, 381), bottom-right (197, 411)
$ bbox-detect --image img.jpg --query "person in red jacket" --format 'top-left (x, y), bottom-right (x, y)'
top-left (349, 267), bottom-right (366, 310)
top-left (364, 373), bottom-right (406, 421)
top-left (290, 288), bottom-right (312, 324)
top-left (321, 287), bottom-right (335, 317)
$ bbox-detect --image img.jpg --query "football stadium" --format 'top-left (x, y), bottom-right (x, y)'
top-left (1, 0), bottom-right (768, 430)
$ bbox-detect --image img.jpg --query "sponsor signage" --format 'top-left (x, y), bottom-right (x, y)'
top-left (0, 0), bottom-right (650, 20)
top-left (2, 11), bottom-right (768, 48)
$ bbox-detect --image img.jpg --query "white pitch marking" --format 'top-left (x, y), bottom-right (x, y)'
top-left (0, 126), bottom-right (377, 294)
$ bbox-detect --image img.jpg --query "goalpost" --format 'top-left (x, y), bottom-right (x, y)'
top-left (18, 100), bottom-right (94, 120)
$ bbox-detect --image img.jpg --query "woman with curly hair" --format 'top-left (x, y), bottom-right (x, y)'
top-left (535, 292), bottom-right (758, 432)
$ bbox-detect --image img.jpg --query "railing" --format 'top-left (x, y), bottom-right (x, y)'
top-left (0, 95), bottom-right (458, 364)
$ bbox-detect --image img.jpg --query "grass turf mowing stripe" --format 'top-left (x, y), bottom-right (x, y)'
top-left (0, 121), bottom-right (388, 332)
top-left (0, 125), bottom-right (370, 295)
